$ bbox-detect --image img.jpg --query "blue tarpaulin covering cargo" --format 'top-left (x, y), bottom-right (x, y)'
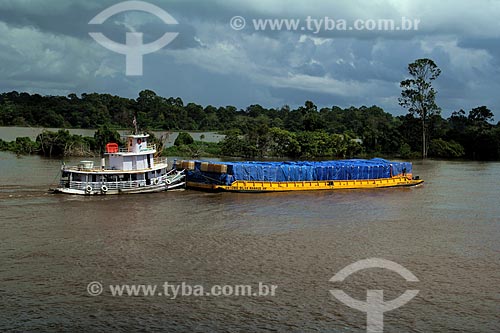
top-left (180, 159), bottom-right (412, 186)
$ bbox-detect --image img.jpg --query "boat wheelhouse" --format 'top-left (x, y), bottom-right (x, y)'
top-left (53, 133), bottom-right (185, 195)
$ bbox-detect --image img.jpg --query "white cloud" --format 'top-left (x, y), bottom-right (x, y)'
top-left (421, 37), bottom-right (494, 76)
top-left (298, 35), bottom-right (330, 46)
top-left (268, 73), bottom-right (379, 96)
top-left (165, 25), bottom-right (380, 99)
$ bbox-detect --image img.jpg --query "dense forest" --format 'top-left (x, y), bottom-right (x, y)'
top-left (0, 90), bottom-right (499, 160)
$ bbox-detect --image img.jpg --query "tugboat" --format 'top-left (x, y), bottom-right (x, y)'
top-left (53, 133), bottom-right (185, 195)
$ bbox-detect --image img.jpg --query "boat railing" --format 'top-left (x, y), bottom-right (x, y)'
top-left (59, 170), bottom-right (184, 191)
top-left (109, 144), bottom-right (157, 153)
top-left (63, 155), bottom-right (166, 172)
top-left (153, 157), bottom-right (168, 165)
top-left (61, 180), bottom-right (147, 191)
top-left (63, 165), bottom-right (104, 172)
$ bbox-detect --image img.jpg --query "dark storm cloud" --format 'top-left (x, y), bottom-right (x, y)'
top-left (457, 37), bottom-right (500, 63)
top-left (0, 0), bottom-right (201, 49)
top-left (1, 0), bottom-right (499, 119)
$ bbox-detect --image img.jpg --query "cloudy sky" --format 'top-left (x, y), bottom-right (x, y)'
top-left (1, 0), bottom-right (499, 118)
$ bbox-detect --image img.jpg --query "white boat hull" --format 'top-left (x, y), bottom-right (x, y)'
top-left (53, 180), bottom-right (185, 195)
top-left (52, 168), bottom-right (186, 195)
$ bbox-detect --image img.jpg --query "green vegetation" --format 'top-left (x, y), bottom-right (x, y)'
top-left (163, 132), bottom-right (221, 158)
top-left (0, 137), bottom-right (39, 155)
top-left (1, 61), bottom-right (499, 160)
top-left (429, 139), bottom-right (465, 158)
top-left (164, 140), bottom-right (221, 158)
top-left (36, 129), bottom-right (93, 157)
top-left (399, 58), bottom-right (442, 158)
top-left (0, 127), bottom-right (121, 157)
top-left (93, 126), bottom-right (122, 154)
top-left (174, 132), bottom-right (195, 146)
top-left (218, 128), bottom-right (362, 159)
top-left (162, 131), bottom-right (215, 157)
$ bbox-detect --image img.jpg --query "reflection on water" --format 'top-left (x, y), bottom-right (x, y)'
top-left (0, 152), bottom-right (499, 332)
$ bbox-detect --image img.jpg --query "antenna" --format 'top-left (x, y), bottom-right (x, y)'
top-left (133, 115), bottom-right (138, 135)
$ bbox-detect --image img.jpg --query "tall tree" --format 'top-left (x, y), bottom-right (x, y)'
top-left (399, 58), bottom-right (441, 158)
top-left (468, 106), bottom-right (494, 125)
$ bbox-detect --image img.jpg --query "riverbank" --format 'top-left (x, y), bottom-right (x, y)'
top-left (0, 127), bottom-right (225, 158)
top-left (0, 126), bottom-right (225, 147)
top-left (2, 125), bottom-right (498, 161)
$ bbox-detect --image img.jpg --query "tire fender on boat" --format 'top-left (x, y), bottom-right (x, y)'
top-left (166, 179), bottom-right (172, 185)
top-left (101, 185), bottom-right (108, 193)
top-left (85, 185), bottom-right (93, 193)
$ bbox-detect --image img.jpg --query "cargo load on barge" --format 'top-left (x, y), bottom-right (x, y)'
top-left (175, 158), bottom-right (423, 192)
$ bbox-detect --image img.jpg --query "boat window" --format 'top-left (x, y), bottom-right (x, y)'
top-left (105, 175), bottom-right (118, 182)
top-left (72, 173), bottom-right (84, 182)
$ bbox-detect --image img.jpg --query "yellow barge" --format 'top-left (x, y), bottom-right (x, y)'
top-left (187, 176), bottom-right (423, 192)
top-left (178, 159), bottom-right (423, 193)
